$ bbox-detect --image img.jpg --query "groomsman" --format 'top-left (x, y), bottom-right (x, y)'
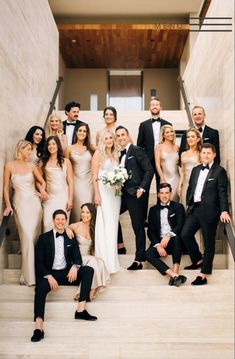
top-left (146, 183), bottom-right (186, 286)
top-left (115, 126), bottom-right (154, 270)
top-left (181, 143), bottom-right (231, 285)
top-left (63, 101), bottom-right (83, 145)
top-left (137, 97), bottom-right (172, 222)
top-left (179, 105), bottom-right (220, 164)
top-left (31, 209), bottom-right (97, 342)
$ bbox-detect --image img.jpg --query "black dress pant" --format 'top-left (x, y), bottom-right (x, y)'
top-left (34, 266), bottom-right (94, 321)
top-left (146, 235), bottom-right (182, 275)
top-left (118, 190), bottom-right (146, 262)
top-left (181, 204), bottom-right (218, 274)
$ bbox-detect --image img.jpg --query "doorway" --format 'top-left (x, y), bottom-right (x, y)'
top-left (108, 70), bottom-right (143, 111)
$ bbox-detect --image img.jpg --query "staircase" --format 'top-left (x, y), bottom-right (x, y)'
top-left (0, 110), bottom-right (234, 358)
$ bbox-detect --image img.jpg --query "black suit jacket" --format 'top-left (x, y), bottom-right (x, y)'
top-left (123, 144), bottom-right (154, 196)
top-left (137, 118), bottom-right (172, 163)
top-left (35, 230), bottom-right (82, 279)
top-left (147, 201), bottom-right (185, 246)
top-left (179, 125), bottom-right (220, 164)
top-left (186, 163), bottom-right (229, 222)
top-left (63, 119), bottom-right (83, 144)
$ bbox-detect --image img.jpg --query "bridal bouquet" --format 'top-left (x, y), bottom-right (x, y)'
top-left (99, 165), bottom-right (129, 196)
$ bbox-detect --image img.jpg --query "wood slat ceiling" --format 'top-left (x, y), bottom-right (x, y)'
top-left (58, 24), bottom-right (189, 69)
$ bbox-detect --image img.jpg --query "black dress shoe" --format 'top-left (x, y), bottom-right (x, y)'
top-left (191, 276), bottom-right (207, 286)
top-left (173, 275), bottom-right (187, 287)
top-left (168, 277), bottom-right (174, 286)
top-left (127, 262), bottom-right (143, 270)
top-left (75, 309), bottom-right (97, 321)
top-left (184, 262), bottom-right (202, 270)
top-left (118, 247), bottom-right (126, 254)
top-left (31, 329), bottom-right (44, 342)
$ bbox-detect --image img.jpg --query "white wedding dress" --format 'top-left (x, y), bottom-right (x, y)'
top-left (95, 158), bottom-right (121, 274)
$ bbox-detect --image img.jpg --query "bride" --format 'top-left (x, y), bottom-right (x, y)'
top-left (92, 129), bottom-right (121, 274)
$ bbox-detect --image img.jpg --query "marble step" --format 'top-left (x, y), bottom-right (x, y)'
top-left (6, 253), bottom-right (228, 272)
top-left (0, 328), bottom-right (233, 359)
top-left (0, 269), bottom-right (233, 303)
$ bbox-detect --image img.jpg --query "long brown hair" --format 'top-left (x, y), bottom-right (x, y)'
top-left (81, 203), bottom-right (96, 254)
top-left (73, 123), bottom-right (95, 155)
top-left (41, 136), bottom-right (64, 173)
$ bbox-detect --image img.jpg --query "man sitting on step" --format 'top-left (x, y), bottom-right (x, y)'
top-left (31, 209), bottom-right (97, 343)
top-left (146, 183), bottom-right (187, 287)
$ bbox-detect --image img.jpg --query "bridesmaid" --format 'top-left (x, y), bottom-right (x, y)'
top-left (3, 140), bottom-right (46, 286)
top-left (38, 136), bottom-right (73, 232)
top-left (65, 123), bottom-right (95, 222)
top-left (155, 125), bottom-right (180, 201)
top-left (178, 127), bottom-right (202, 208)
top-left (96, 106), bottom-right (117, 146)
top-left (25, 126), bottom-right (46, 164)
top-left (45, 113), bottom-right (68, 153)
top-left (69, 203), bottom-right (109, 301)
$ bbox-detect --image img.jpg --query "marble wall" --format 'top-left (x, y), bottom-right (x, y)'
top-left (181, 0), bottom-right (234, 221)
top-left (0, 0), bottom-right (59, 274)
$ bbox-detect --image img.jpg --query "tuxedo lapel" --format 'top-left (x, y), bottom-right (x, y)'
top-left (147, 119), bottom-right (154, 141)
top-left (192, 166), bottom-right (201, 192)
top-left (48, 230), bottom-right (55, 264)
top-left (124, 144), bottom-right (133, 167)
top-left (201, 163), bottom-right (216, 194)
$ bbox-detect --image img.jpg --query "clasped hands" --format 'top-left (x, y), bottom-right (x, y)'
top-left (47, 266), bottom-right (78, 291)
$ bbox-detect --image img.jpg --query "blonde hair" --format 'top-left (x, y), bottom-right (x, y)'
top-left (98, 129), bottom-right (118, 164)
top-left (14, 140), bottom-right (32, 160)
top-left (160, 125), bottom-right (176, 144)
top-left (186, 127), bottom-right (202, 152)
top-left (45, 113), bottom-right (63, 138)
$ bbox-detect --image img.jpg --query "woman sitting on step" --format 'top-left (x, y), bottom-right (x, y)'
top-left (68, 203), bottom-right (109, 301)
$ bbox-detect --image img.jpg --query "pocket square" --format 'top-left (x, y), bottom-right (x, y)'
top-left (208, 178), bottom-right (214, 181)
top-left (67, 244), bottom-right (71, 247)
top-left (127, 156), bottom-right (133, 159)
top-left (204, 137), bottom-right (210, 140)
top-left (170, 213), bottom-right (176, 217)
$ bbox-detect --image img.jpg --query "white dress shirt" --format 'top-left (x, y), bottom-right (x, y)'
top-left (65, 120), bottom-right (76, 146)
top-left (194, 162), bottom-right (213, 203)
top-left (160, 202), bottom-right (172, 238)
top-left (52, 230), bottom-right (67, 270)
top-left (152, 120), bottom-right (161, 147)
top-left (119, 143), bottom-right (131, 166)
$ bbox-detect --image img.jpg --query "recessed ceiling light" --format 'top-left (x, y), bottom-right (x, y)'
top-left (71, 39), bottom-right (76, 43)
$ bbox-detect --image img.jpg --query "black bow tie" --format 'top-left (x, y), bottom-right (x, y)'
top-left (160, 205), bottom-right (170, 210)
top-left (66, 122), bottom-right (76, 126)
top-left (201, 164), bottom-right (209, 171)
top-left (198, 127), bottom-right (203, 133)
top-left (119, 149), bottom-right (127, 162)
top-left (56, 231), bottom-right (65, 238)
top-left (152, 118), bottom-right (160, 123)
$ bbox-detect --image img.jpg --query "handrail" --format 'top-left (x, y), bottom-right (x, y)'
top-left (44, 76), bottom-right (64, 130)
top-left (177, 75), bottom-right (194, 127)
top-left (225, 223), bottom-right (235, 261)
top-left (0, 76), bottom-right (64, 248)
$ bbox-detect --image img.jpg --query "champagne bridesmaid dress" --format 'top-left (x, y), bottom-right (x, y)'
top-left (11, 172), bottom-right (42, 285)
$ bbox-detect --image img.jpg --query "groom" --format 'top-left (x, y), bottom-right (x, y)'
top-left (115, 126), bottom-right (154, 270)
top-left (31, 209), bottom-right (97, 342)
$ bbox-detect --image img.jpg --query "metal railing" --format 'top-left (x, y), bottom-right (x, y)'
top-left (0, 76), bottom-right (64, 248)
top-left (177, 75), bottom-right (193, 127)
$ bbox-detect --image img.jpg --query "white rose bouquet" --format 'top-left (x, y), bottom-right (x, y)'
top-left (98, 165), bottom-right (130, 196)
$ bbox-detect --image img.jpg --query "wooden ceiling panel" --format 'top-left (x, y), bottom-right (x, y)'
top-left (58, 24), bottom-right (189, 69)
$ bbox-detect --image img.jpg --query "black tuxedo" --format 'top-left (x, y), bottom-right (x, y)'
top-left (137, 118), bottom-right (172, 164)
top-left (179, 125), bottom-right (220, 164)
top-left (146, 201), bottom-right (185, 275)
top-left (118, 144), bottom-right (154, 262)
top-left (137, 117), bottom-right (172, 218)
top-left (181, 163), bottom-right (229, 274)
top-left (34, 230), bottom-right (93, 321)
top-left (63, 119), bottom-right (83, 145)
